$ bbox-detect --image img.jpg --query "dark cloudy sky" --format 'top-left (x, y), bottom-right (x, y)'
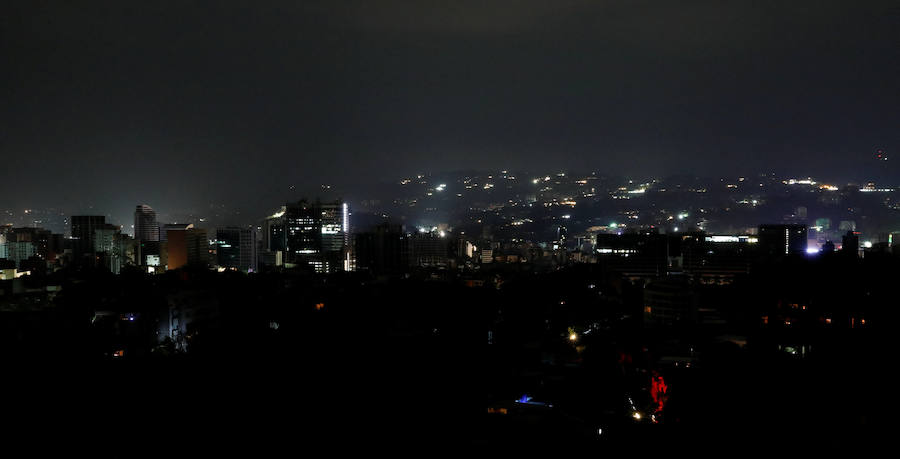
top-left (1, 0), bottom-right (897, 219)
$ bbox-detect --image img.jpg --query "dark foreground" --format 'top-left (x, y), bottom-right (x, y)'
top-left (2, 267), bottom-right (883, 452)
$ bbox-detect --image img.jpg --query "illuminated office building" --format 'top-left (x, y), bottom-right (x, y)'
top-left (264, 200), bottom-right (349, 273)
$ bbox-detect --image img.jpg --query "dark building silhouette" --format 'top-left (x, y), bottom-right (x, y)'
top-left (70, 215), bottom-right (106, 266)
top-left (7, 227), bottom-right (54, 261)
top-left (681, 234), bottom-right (758, 284)
top-left (134, 205), bottom-right (160, 267)
top-left (643, 275), bottom-right (696, 327)
top-left (216, 227), bottom-right (241, 270)
top-left (185, 229), bottom-right (209, 268)
top-left (758, 224), bottom-right (807, 257)
top-left (408, 231), bottom-right (450, 268)
top-left (841, 230), bottom-right (859, 257)
top-left (161, 224), bottom-right (193, 270)
top-left (354, 223), bottom-right (409, 275)
top-left (134, 205), bottom-right (159, 242)
top-left (166, 229), bottom-right (188, 270)
top-left (94, 223), bottom-right (129, 273)
top-left (215, 227), bottom-right (258, 272)
top-left (159, 223), bottom-right (192, 243)
top-left (595, 232), bottom-right (668, 279)
top-left (239, 227), bottom-right (258, 273)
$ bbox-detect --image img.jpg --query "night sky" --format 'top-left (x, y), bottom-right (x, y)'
top-left (1, 1), bottom-right (897, 223)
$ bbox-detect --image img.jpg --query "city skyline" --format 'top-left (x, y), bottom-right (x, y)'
top-left (1, 2), bottom-right (891, 446)
top-left (3, 168), bottom-right (898, 237)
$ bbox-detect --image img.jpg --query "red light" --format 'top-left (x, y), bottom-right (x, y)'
top-left (650, 372), bottom-right (668, 412)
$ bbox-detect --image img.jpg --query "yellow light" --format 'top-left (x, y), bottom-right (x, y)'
top-left (633, 412), bottom-right (642, 420)
top-left (569, 333), bottom-right (577, 342)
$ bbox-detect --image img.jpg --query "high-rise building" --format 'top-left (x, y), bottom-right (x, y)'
top-left (134, 205), bottom-right (160, 267)
top-left (408, 231), bottom-right (449, 268)
top-left (266, 200), bottom-right (349, 273)
top-left (239, 226), bottom-right (258, 273)
top-left (215, 227), bottom-right (241, 270)
top-left (166, 228), bottom-right (209, 270)
top-left (841, 230), bottom-right (859, 257)
top-left (166, 230), bottom-right (188, 270)
top-left (758, 224), bottom-right (807, 256)
top-left (185, 228), bottom-right (210, 268)
top-left (643, 275), bottom-right (696, 327)
top-left (134, 205), bottom-right (159, 242)
top-left (594, 232), bottom-right (668, 279)
top-left (354, 223), bottom-right (409, 275)
top-left (7, 227), bottom-right (54, 261)
top-left (1, 241), bottom-right (35, 268)
top-left (159, 223), bottom-right (192, 243)
top-left (263, 208), bottom-right (286, 253)
top-left (70, 215), bottom-right (106, 265)
top-left (94, 224), bottom-right (129, 274)
top-left (214, 227), bottom-right (258, 272)
top-left (160, 224), bottom-right (193, 269)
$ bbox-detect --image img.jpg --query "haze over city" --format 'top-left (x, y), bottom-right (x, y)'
top-left (2, 1), bottom-right (896, 222)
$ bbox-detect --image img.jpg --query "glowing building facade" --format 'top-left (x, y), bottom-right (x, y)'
top-left (263, 200), bottom-right (350, 273)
